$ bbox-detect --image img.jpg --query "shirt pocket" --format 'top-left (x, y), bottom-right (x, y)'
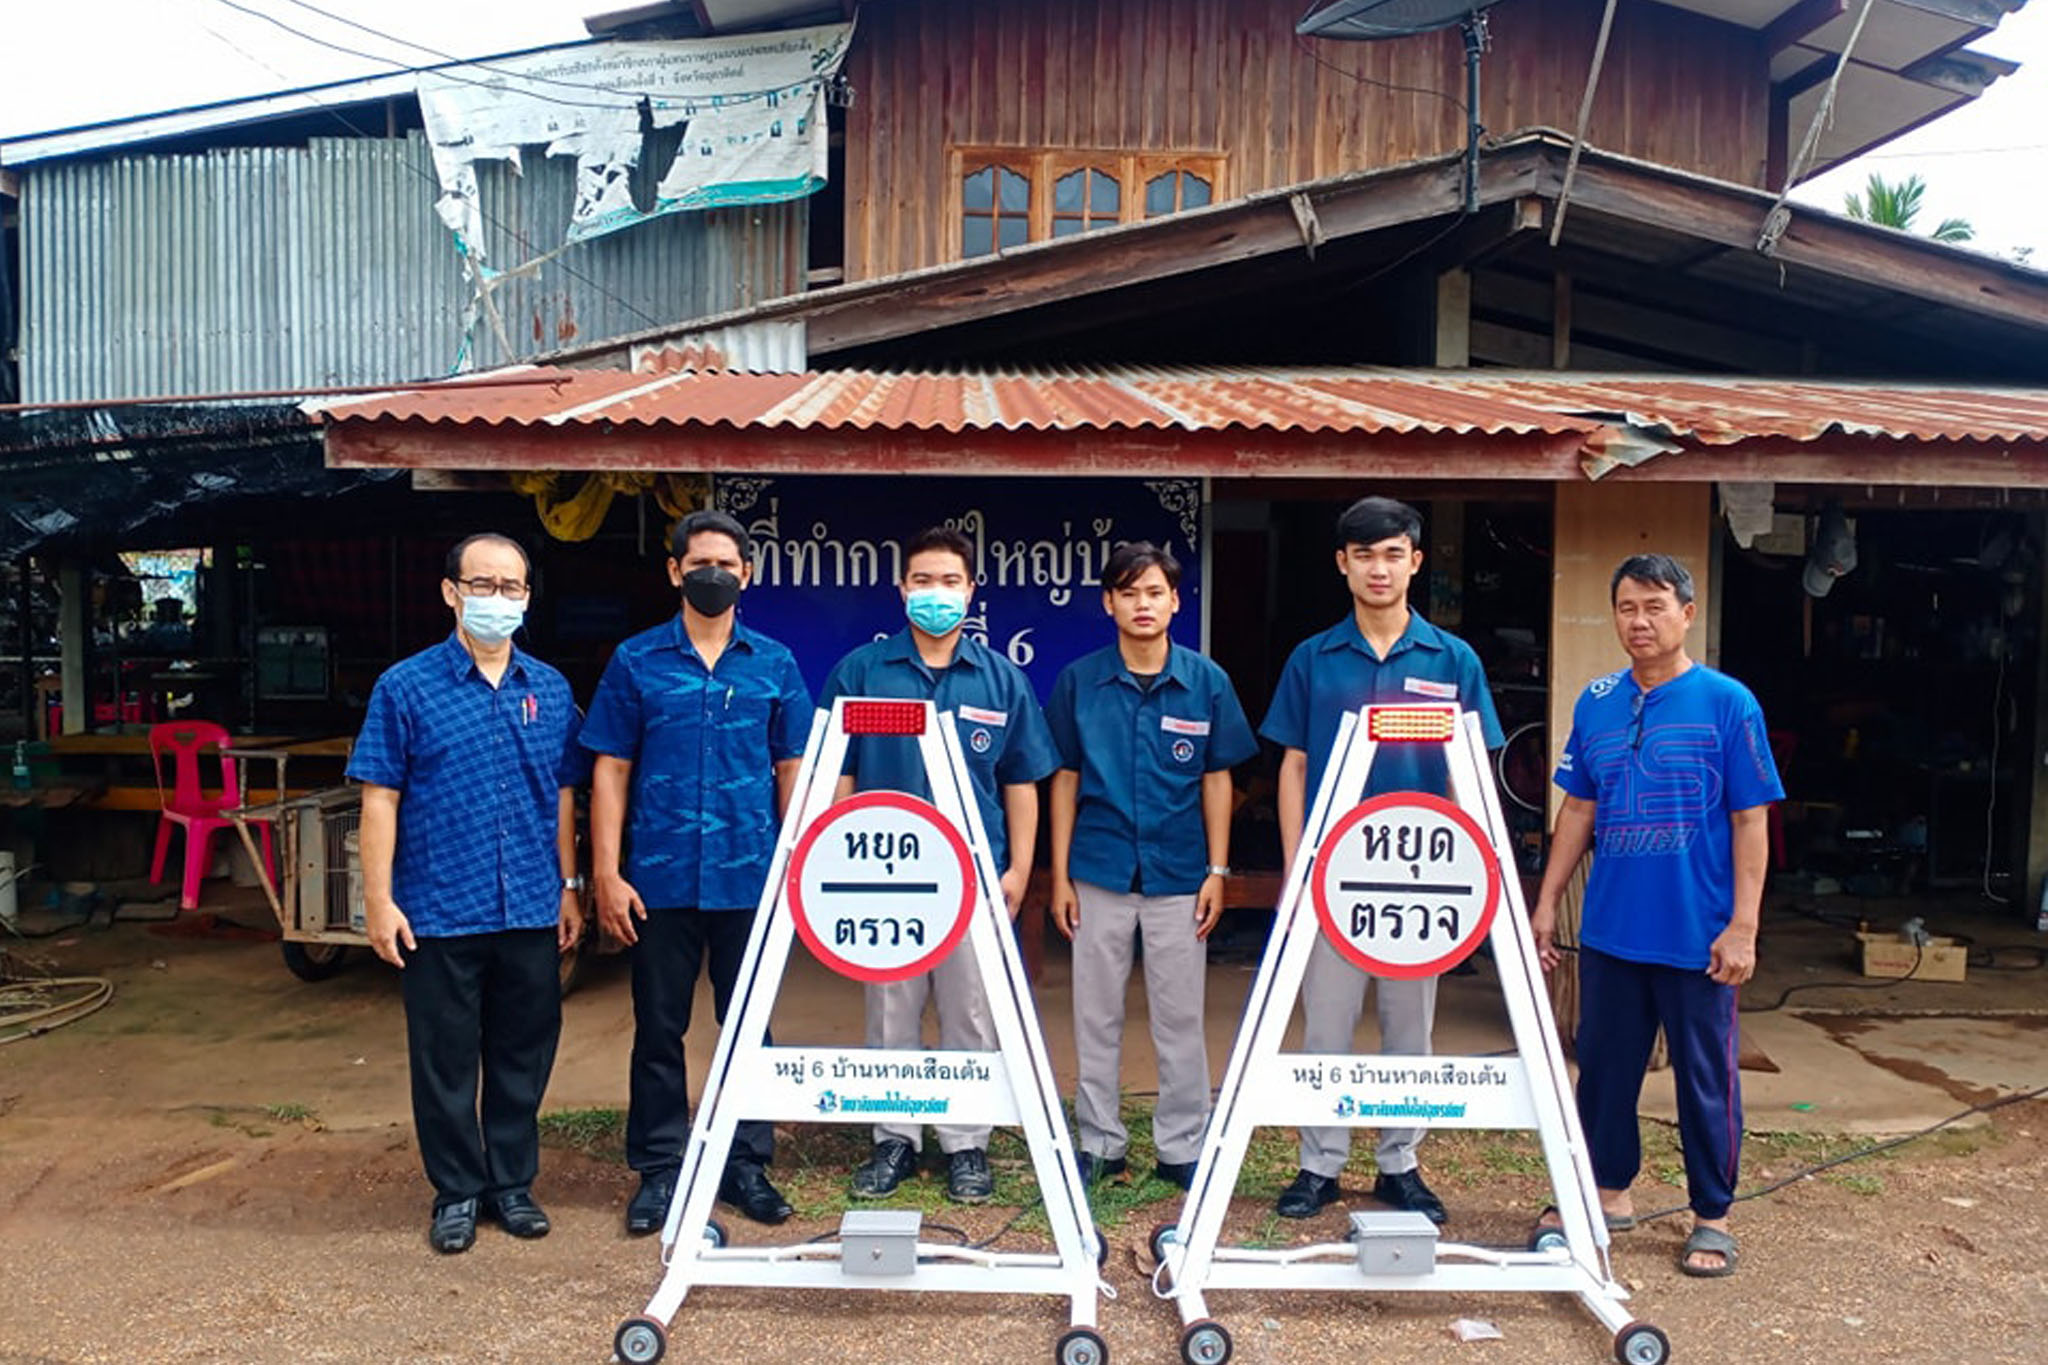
top-left (1156, 714), bottom-right (1211, 771)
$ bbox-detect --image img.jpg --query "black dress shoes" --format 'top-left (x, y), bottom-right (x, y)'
top-left (1274, 1169), bottom-right (1341, 1219)
top-left (1076, 1152), bottom-right (1128, 1186)
top-left (486, 1191), bottom-right (551, 1239)
top-left (429, 1197), bottom-right (477, 1253)
top-left (1153, 1159), bottom-right (1199, 1191)
top-left (1373, 1168), bottom-right (1448, 1225)
top-left (719, 1161), bottom-right (794, 1225)
top-left (945, 1148), bottom-right (994, 1203)
top-left (626, 1170), bottom-right (676, 1236)
top-left (850, 1139), bottom-right (920, 1198)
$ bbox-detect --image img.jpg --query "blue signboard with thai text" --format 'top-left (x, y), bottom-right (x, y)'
top-left (714, 475), bottom-right (1204, 699)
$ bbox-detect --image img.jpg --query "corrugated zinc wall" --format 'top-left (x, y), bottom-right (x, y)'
top-left (19, 132), bottom-right (806, 403)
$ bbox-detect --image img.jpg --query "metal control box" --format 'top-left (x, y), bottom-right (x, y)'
top-left (1348, 1211), bottom-right (1440, 1276)
top-left (840, 1209), bottom-right (923, 1277)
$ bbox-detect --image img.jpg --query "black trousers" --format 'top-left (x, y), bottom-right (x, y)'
top-left (399, 928), bottom-right (562, 1209)
top-left (626, 906), bottom-right (774, 1173)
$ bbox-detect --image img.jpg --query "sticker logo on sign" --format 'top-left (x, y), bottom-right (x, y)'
top-left (1309, 792), bottom-right (1503, 980)
top-left (787, 791), bottom-right (977, 984)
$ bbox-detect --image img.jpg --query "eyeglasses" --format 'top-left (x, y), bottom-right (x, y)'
top-left (452, 577), bottom-right (531, 600)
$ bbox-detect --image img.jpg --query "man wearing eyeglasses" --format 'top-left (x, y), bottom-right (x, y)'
top-left (348, 533), bottom-right (585, 1255)
top-left (1531, 553), bottom-right (1782, 1280)
top-left (580, 509), bottom-right (813, 1233)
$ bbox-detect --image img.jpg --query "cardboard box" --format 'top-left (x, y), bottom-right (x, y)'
top-left (1857, 932), bottom-right (1968, 983)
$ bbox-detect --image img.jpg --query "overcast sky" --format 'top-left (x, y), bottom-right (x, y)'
top-left (2, 0), bottom-right (2043, 260)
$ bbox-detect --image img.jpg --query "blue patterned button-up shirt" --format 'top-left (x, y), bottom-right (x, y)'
top-left (346, 633), bottom-right (580, 938)
top-left (578, 617), bottom-right (813, 911)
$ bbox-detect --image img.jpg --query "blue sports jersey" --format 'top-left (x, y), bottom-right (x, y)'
top-left (1555, 664), bottom-right (1785, 970)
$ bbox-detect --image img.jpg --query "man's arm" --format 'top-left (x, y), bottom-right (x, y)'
top-left (999, 780), bottom-right (1039, 919)
top-left (774, 757), bottom-right (802, 818)
top-left (1195, 768), bottom-right (1234, 940)
top-left (1708, 805), bottom-right (1770, 985)
top-left (1047, 769), bottom-right (1081, 939)
top-left (1276, 748), bottom-right (1308, 873)
top-left (1531, 795), bottom-right (1597, 973)
top-left (358, 783), bottom-right (412, 968)
top-left (590, 754), bottom-right (645, 946)
top-left (556, 787), bottom-right (583, 952)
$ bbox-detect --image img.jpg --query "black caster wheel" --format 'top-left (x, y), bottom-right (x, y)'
top-left (703, 1218), bottom-right (729, 1249)
top-left (1054, 1326), bottom-right (1108, 1365)
top-left (1614, 1321), bottom-right (1670, 1365)
top-left (281, 940), bottom-right (350, 982)
top-left (1148, 1221), bottom-right (1181, 1265)
top-left (1180, 1318), bottom-right (1232, 1365)
top-left (614, 1315), bottom-right (667, 1364)
top-left (1529, 1225), bottom-right (1568, 1254)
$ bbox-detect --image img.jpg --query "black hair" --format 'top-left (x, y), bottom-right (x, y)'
top-left (1335, 496), bottom-right (1424, 550)
top-left (670, 509), bottom-right (753, 561)
top-left (902, 525), bottom-right (976, 578)
top-left (1102, 540), bottom-right (1182, 591)
top-left (444, 533), bottom-right (530, 583)
top-left (1611, 553), bottom-right (1695, 606)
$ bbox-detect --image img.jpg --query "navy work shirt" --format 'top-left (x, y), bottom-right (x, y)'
top-left (1260, 611), bottom-right (1503, 817)
top-left (346, 633), bottom-right (580, 938)
top-left (1046, 643), bottom-right (1259, 895)
top-left (820, 628), bottom-right (1058, 869)
top-left (578, 617), bottom-right (812, 911)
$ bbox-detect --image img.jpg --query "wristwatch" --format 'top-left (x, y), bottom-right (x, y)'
top-left (1205, 865), bottom-right (1231, 878)
top-left (561, 875), bottom-right (587, 893)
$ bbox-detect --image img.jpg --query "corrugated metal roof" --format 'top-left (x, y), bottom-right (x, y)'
top-left (315, 365), bottom-right (2048, 447)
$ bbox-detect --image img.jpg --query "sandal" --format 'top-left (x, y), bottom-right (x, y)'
top-left (1536, 1203), bottom-right (1637, 1233)
top-left (1679, 1224), bottom-right (1739, 1277)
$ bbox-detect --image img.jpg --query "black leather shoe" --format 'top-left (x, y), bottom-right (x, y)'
top-left (1153, 1159), bottom-right (1199, 1191)
top-left (719, 1161), bottom-right (793, 1225)
top-left (945, 1148), bottom-right (994, 1203)
top-left (850, 1139), bottom-right (919, 1198)
top-left (429, 1197), bottom-right (477, 1253)
top-left (1076, 1153), bottom-right (1128, 1186)
top-left (1274, 1169), bottom-right (1340, 1219)
top-left (625, 1170), bottom-right (676, 1237)
top-left (1373, 1168), bottom-right (1448, 1225)
top-left (486, 1191), bottom-right (551, 1239)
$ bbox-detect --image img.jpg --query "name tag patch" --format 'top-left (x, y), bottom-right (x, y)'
top-left (1160, 716), bottom-right (1211, 736)
top-left (1403, 678), bottom-right (1459, 700)
top-left (957, 705), bottom-right (1008, 726)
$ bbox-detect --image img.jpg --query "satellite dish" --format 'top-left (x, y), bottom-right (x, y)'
top-left (1298, 0), bottom-right (1503, 40)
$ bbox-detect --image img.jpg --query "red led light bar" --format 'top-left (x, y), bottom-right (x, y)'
top-left (842, 700), bottom-right (928, 735)
top-left (1365, 704), bottom-right (1460, 743)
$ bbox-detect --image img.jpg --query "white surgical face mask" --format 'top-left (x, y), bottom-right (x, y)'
top-left (461, 594), bottom-right (526, 645)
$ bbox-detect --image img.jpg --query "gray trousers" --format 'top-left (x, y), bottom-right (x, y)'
top-left (1298, 934), bottom-right (1439, 1178)
top-left (864, 937), bottom-right (995, 1153)
top-left (1071, 881), bottom-right (1212, 1165)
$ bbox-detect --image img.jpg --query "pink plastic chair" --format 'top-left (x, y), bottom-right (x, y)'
top-left (148, 720), bottom-right (274, 911)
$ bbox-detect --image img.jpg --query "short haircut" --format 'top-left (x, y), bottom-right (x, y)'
top-left (1335, 496), bottom-right (1423, 550)
top-left (902, 525), bottom-right (975, 578)
top-left (444, 533), bottom-right (530, 583)
top-left (670, 508), bottom-right (752, 561)
top-left (1102, 540), bottom-right (1182, 591)
top-left (1611, 553), bottom-right (1695, 606)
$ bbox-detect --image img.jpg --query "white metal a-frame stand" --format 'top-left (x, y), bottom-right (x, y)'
top-left (1151, 704), bottom-right (1668, 1365)
top-left (613, 698), bottom-right (1110, 1365)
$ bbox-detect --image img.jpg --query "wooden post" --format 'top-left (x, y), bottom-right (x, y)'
top-left (1551, 270), bottom-right (1573, 370)
top-left (57, 559), bottom-right (86, 736)
top-left (1435, 269), bottom-right (1471, 368)
top-left (1547, 482), bottom-right (1714, 1053)
top-left (2022, 511), bottom-right (2048, 920)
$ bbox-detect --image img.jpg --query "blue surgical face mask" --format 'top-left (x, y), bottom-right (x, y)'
top-left (905, 587), bottom-right (969, 637)
top-left (461, 594), bottom-right (526, 645)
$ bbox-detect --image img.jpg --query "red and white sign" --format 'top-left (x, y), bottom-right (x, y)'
top-left (1309, 792), bottom-right (1502, 979)
top-left (787, 791), bottom-right (976, 983)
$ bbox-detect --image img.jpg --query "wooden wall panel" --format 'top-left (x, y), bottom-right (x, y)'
top-left (844, 0), bottom-right (1769, 280)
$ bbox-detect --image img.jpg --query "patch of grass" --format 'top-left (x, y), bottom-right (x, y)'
top-left (264, 1102), bottom-right (316, 1123)
top-left (537, 1106), bottom-right (627, 1161)
top-left (1829, 1171), bottom-right (1884, 1196)
top-left (1478, 1139), bottom-right (1546, 1176)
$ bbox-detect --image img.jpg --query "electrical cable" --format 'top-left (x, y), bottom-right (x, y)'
top-left (0, 967), bottom-right (115, 1044)
top-left (1981, 646), bottom-right (2010, 904)
top-left (1290, 31), bottom-right (1467, 117)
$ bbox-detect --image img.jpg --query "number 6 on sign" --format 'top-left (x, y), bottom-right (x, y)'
top-left (1310, 792), bottom-right (1503, 979)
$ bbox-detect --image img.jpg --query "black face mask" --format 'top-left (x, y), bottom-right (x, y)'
top-left (681, 566), bottom-right (742, 616)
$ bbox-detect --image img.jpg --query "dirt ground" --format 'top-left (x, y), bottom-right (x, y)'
top-left (4, 906), bottom-right (2047, 1365)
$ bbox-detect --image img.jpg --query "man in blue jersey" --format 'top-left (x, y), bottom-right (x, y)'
top-left (820, 525), bottom-right (1060, 1203)
top-left (1532, 553), bottom-right (1782, 1278)
top-left (582, 509), bottom-right (813, 1233)
top-left (1260, 497), bottom-right (1502, 1225)
top-left (1046, 541), bottom-right (1258, 1191)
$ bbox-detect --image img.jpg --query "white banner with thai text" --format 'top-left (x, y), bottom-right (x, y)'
top-left (729, 1047), bottom-right (1022, 1126)
top-left (1245, 1054), bottom-right (1540, 1129)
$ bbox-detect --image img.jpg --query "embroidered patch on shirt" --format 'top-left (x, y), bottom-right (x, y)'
top-left (1160, 716), bottom-right (1212, 736)
top-left (958, 705), bottom-right (1009, 726)
top-left (1402, 678), bottom-right (1459, 700)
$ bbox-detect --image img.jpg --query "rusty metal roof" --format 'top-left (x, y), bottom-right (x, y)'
top-left (314, 365), bottom-right (2048, 450)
